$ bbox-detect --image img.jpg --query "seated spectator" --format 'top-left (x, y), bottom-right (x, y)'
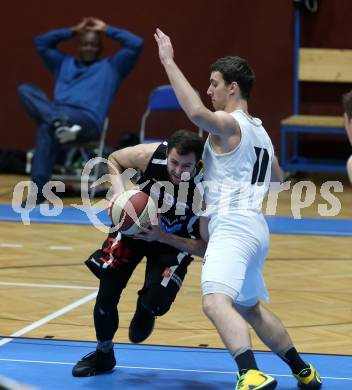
top-left (18, 17), bottom-right (144, 205)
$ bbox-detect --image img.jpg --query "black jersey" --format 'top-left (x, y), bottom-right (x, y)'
top-left (136, 142), bottom-right (203, 239)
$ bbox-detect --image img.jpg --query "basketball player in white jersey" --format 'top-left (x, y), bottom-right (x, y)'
top-left (155, 28), bottom-right (322, 390)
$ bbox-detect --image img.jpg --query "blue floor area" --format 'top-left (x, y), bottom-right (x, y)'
top-left (0, 337), bottom-right (351, 389)
top-left (1, 203), bottom-right (352, 236)
top-left (0, 204), bottom-right (107, 226)
top-left (265, 215), bottom-right (352, 236)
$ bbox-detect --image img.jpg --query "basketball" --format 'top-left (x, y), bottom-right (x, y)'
top-left (110, 189), bottom-right (157, 235)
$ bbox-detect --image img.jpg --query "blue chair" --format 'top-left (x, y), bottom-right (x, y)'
top-left (139, 85), bottom-right (203, 143)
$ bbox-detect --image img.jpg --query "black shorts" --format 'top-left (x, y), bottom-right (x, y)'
top-left (85, 231), bottom-right (194, 309)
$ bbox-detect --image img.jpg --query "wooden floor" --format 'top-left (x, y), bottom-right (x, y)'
top-left (0, 173), bottom-right (351, 355)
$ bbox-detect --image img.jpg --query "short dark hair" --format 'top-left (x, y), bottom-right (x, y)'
top-left (210, 56), bottom-right (255, 99)
top-left (342, 90), bottom-right (352, 120)
top-left (167, 130), bottom-right (204, 162)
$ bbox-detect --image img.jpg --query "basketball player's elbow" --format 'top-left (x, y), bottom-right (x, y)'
top-left (195, 239), bottom-right (207, 257)
top-left (108, 153), bottom-right (117, 168)
top-left (108, 153), bottom-right (123, 175)
top-left (271, 157), bottom-right (284, 183)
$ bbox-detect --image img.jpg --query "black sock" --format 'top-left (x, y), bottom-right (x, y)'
top-left (279, 347), bottom-right (309, 374)
top-left (234, 349), bottom-right (258, 373)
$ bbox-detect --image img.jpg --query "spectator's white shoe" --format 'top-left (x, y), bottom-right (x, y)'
top-left (55, 124), bottom-right (82, 143)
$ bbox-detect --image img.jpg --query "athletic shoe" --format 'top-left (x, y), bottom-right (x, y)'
top-left (129, 297), bottom-right (155, 343)
top-left (52, 119), bottom-right (81, 144)
top-left (55, 124), bottom-right (81, 143)
top-left (293, 364), bottom-right (322, 389)
top-left (235, 369), bottom-right (277, 390)
top-left (72, 349), bottom-right (116, 377)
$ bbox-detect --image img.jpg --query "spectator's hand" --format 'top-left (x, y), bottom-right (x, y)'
top-left (154, 28), bottom-right (174, 66)
top-left (72, 18), bottom-right (90, 34)
top-left (88, 17), bottom-right (108, 32)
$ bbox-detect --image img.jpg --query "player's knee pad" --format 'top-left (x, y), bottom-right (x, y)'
top-left (202, 281), bottom-right (239, 301)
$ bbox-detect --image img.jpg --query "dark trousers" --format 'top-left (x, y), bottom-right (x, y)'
top-left (18, 84), bottom-right (101, 192)
top-left (86, 234), bottom-right (193, 342)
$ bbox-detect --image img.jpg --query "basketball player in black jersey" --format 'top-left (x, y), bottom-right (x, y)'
top-left (72, 129), bottom-right (208, 377)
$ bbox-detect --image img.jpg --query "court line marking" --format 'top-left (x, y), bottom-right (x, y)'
top-left (48, 246), bottom-right (73, 251)
top-left (0, 358), bottom-right (350, 380)
top-left (0, 243), bottom-right (73, 251)
top-left (0, 291), bottom-right (97, 347)
top-left (0, 244), bottom-right (23, 248)
top-left (0, 282), bottom-right (97, 290)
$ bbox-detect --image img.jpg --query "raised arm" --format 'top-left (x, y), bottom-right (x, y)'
top-left (34, 28), bottom-right (71, 76)
top-left (90, 18), bottom-right (144, 78)
top-left (108, 143), bottom-right (159, 196)
top-left (154, 28), bottom-right (237, 137)
top-left (34, 18), bottom-right (90, 77)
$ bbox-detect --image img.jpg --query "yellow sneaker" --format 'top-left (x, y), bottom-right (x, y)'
top-left (293, 364), bottom-right (322, 389)
top-left (235, 369), bottom-right (277, 390)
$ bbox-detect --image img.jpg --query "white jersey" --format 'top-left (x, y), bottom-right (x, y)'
top-left (202, 110), bottom-right (274, 217)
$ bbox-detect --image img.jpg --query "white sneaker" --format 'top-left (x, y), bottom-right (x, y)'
top-left (55, 124), bottom-right (82, 143)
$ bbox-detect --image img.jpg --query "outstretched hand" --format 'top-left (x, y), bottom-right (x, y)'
top-left (154, 28), bottom-right (174, 66)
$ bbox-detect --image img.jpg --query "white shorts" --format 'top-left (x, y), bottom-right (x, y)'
top-left (201, 212), bottom-right (270, 306)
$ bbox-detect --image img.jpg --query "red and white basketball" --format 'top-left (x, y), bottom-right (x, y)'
top-left (110, 189), bottom-right (157, 235)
